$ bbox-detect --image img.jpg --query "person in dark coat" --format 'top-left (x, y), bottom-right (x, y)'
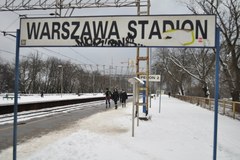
top-left (111, 88), bottom-right (119, 109)
top-left (119, 90), bottom-right (122, 103)
top-left (105, 88), bottom-right (112, 108)
top-left (41, 90), bottom-right (44, 98)
top-left (120, 89), bottom-right (128, 107)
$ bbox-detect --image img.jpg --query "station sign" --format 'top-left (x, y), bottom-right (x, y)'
top-left (139, 75), bottom-right (161, 82)
top-left (19, 15), bottom-right (216, 48)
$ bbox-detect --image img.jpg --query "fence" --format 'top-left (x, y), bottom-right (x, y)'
top-left (173, 95), bottom-right (240, 120)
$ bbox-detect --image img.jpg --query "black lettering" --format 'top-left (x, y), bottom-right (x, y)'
top-left (128, 20), bottom-right (137, 39)
top-left (81, 22), bottom-right (92, 39)
top-left (138, 20), bottom-right (148, 39)
top-left (126, 36), bottom-right (137, 46)
top-left (27, 22), bottom-right (40, 39)
top-left (107, 39), bottom-right (117, 46)
top-left (114, 38), bottom-right (125, 47)
top-left (93, 21), bottom-right (108, 39)
top-left (196, 20), bottom-right (207, 39)
top-left (181, 20), bottom-right (194, 30)
top-left (71, 22), bottom-right (80, 39)
top-left (75, 39), bottom-right (83, 46)
top-left (40, 22), bottom-right (50, 39)
top-left (176, 20), bottom-right (180, 29)
top-left (52, 22), bottom-right (61, 39)
top-left (83, 37), bottom-right (92, 46)
top-left (108, 21), bottom-right (120, 39)
top-left (61, 22), bottom-right (70, 39)
top-left (74, 36), bottom-right (142, 47)
top-left (163, 20), bottom-right (174, 32)
top-left (149, 20), bottom-right (161, 39)
top-left (93, 38), bottom-right (104, 46)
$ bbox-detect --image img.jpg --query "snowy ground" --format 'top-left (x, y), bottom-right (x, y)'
top-left (1, 95), bottom-right (240, 160)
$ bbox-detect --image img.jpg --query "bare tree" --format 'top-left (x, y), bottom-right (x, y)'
top-left (152, 48), bottom-right (215, 97)
top-left (2, 53), bottom-right (129, 95)
top-left (19, 52), bottom-right (43, 93)
top-left (0, 61), bottom-right (14, 93)
top-left (185, 0), bottom-right (240, 101)
top-left (42, 57), bottom-right (63, 93)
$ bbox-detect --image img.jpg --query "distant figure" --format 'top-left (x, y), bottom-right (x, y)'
top-left (41, 91), bottom-right (44, 98)
top-left (105, 88), bottom-right (112, 108)
top-left (112, 88), bottom-right (119, 109)
top-left (168, 92), bottom-right (171, 98)
top-left (120, 89), bottom-right (128, 107)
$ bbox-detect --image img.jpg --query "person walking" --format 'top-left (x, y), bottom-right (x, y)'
top-left (120, 89), bottom-right (128, 107)
top-left (112, 88), bottom-right (119, 109)
top-left (105, 88), bottom-right (112, 108)
top-left (119, 89), bottom-right (122, 104)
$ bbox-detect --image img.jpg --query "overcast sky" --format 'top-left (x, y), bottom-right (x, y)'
top-left (0, 0), bottom-right (190, 73)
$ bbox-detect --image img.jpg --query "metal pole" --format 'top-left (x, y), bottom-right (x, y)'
top-left (159, 74), bottom-right (162, 113)
top-left (213, 27), bottom-right (220, 160)
top-left (61, 66), bottom-right (63, 97)
top-left (13, 29), bottom-right (20, 160)
top-left (137, 82), bottom-right (139, 126)
top-left (92, 73), bottom-right (95, 93)
top-left (132, 82), bottom-right (136, 137)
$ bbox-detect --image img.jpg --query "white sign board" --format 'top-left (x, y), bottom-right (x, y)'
top-left (139, 75), bottom-right (161, 82)
top-left (20, 15), bottom-right (216, 47)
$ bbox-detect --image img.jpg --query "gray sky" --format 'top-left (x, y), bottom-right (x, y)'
top-left (0, 0), bottom-right (190, 73)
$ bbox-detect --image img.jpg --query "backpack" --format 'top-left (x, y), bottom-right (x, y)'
top-left (106, 90), bottom-right (111, 97)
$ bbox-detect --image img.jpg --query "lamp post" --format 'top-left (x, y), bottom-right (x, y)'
top-left (58, 65), bottom-right (63, 97)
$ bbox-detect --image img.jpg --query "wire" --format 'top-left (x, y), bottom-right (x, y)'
top-left (41, 47), bottom-right (85, 64)
top-left (69, 48), bottom-right (98, 65)
top-left (3, 17), bottom-right (19, 31)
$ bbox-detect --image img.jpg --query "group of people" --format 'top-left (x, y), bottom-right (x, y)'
top-left (105, 88), bottom-right (128, 109)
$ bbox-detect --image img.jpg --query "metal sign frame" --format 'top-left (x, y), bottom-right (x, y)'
top-left (13, 15), bottom-right (219, 160)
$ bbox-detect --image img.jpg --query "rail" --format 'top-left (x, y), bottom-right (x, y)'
top-left (173, 95), bottom-right (240, 120)
top-left (0, 94), bottom-right (133, 115)
top-left (0, 96), bottom-right (105, 115)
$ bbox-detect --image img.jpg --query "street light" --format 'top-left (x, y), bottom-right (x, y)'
top-left (58, 65), bottom-right (63, 97)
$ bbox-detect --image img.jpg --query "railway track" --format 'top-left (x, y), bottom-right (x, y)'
top-left (0, 96), bottom-right (105, 115)
top-left (0, 100), bottom-right (105, 125)
top-left (0, 95), bottom-right (132, 125)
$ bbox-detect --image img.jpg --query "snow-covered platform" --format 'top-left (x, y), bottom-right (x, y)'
top-left (1, 95), bottom-right (240, 160)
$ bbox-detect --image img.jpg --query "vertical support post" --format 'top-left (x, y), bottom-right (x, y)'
top-left (209, 100), bottom-right (212, 110)
top-left (136, 82), bottom-right (140, 127)
top-left (13, 29), bottom-right (20, 160)
top-left (159, 74), bottom-right (162, 113)
top-left (213, 27), bottom-right (220, 160)
top-left (233, 103), bottom-right (236, 119)
top-left (146, 48), bottom-right (149, 115)
top-left (136, 47), bottom-right (140, 119)
top-left (132, 82), bottom-right (136, 137)
top-left (142, 81), bottom-right (146, 113)
top-left (223, 100), bottom-right (226, 115)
